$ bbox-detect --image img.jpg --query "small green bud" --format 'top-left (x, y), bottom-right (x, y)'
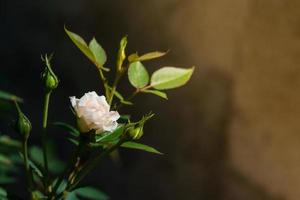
top-left (127, 113), bottom-right (154, 140)
top-left (14, 102), bottom-right (31, 139)
top-left (41, 54), bottom-right (59, 91)
top-left (116, 36), bottom-right (128, 72)
top-left (128, 126), bottom-right (143, 140)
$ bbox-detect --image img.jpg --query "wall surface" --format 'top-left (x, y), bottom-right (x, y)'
top-left (158, 0), bottom-right (300, 199)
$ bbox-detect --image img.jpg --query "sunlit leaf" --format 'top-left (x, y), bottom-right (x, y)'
top-left (121, 141), bottom-right (163, 155)
top-left (129, 51), bottom-right (167, 62)
top-left (128, 61), bottom-right (149, 88)
top-left (89, 38), bottom-right (108, 71)
top-left (150, 66), bottom-right (194, 90)
top-left (64, 27), bottom-right (95, 62)
top-left (142, 89), bottom-right (168, 99)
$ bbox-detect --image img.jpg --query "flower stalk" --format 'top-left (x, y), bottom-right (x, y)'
top-left (41, 91), bottom-right (50, 189)
top-left (22, 138), bottom-right (34, 199)
top-left (66, 136), bottom-right (128, 193)
top-left (41, 54), bottom-right (59, 194)
top-left (14, 101), bottom-right (34, 198)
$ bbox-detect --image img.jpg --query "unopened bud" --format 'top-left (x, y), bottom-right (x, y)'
top-left (128, 126), bottom-right (143, 140)
top-left (41, 54), bottom-right (59, 91)
top-left (14, 102), bottom-right (31, 139)
top-left (116, 36), bottom-right (127, 72)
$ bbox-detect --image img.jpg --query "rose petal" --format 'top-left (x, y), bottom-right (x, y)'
top-left (70, 91), bottom-right (119, 133)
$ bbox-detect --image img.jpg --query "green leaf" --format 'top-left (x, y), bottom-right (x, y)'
top-left (142, 89), bottom-right (168, 99)
top-left (18, 151), bottom-right (43, 178)
top-left (32, 191), bottom-right (47, 200)
top-left (89, 38), bottom-right (108, 70)
top-left (128, 61), bottom-right (149, 88)
top-left (53, 179), bottom-right (68, 195)
top-left (118, 115), bottom-right (130, 123)
top-left (121, 100), bottom-right (133, 105)
top-left (65, 191), bottom-right (80, 200)
top-left (0, 187), bottom-right (7, 198)
top-left (74, 187), bottom-right (109, 200)
top-left (29, 146), bottom-right (43, 166)
top-left (0, 136), bottom-right (22, 152)
top-left (47, 143), bottom-right (66, 174)
top-left (28, 159), bottom-right (43, 178)
top-left (53, 122), bottom-right (80, 137)
top-left (150, 67), bottom-right (194, 90)
top-left (68, 138), bottom-right (79, 146)
top-left (0, 154), bottom-right (12, 168)
top-left (121, 141), bottom-right (163, 155)
top-left (64, 27), bottom-right (95, 62)
top-left (96, 125), bottom-right (125, 143)
top-left (128, 51), bottom-right (167, 62)
top-left (29, 145), bottom-right (65, 174)
top-left (0, 175), bottom-right (16, 184)
top-left (0, 90), bottom-right (23, 102)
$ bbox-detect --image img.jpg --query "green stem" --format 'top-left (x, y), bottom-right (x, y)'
top-left (65, 138), bottom-right (127, 192)
top-left (42, 91), bottom-right (51, 191)
top-left (49, 140), bottom-right (84, 200)
top-left (22, 139), bottom-right (34, 199)
top-left (115, 88), bottom-right (139, 110)
top-left (108, 73), bottom-right (121, 106)
top-left (98, 69), bottom-right (109, 98)
top-left (115, 85), bottom-right (153, 110)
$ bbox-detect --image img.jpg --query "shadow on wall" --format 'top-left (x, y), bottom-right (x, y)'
top-left (129, 67), bottom-right (284, 200)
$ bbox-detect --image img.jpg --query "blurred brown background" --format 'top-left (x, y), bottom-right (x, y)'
top-left (1, 0), bottom-right (300, 199)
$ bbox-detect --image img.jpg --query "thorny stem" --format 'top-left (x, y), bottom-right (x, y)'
top-left (64, 137), bottom-right (128, 193)
top-left (49, 139), bottom-right (85, 200)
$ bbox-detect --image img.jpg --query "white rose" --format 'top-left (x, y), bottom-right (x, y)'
top-left (70, 91), bottom-right (120, 133)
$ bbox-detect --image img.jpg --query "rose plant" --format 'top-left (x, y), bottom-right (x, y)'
top-left (0, 27), bottom-right (194, 200)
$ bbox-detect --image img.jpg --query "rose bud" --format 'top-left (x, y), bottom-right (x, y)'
top-left (14, 102), bottom-right (32, 139)
top-left (70, 91), bottom-right (120, 133)
top-left (128, 126), bottom-right (144, 140)
top-left (41, 55), bottom-right (59, 92)
top-left (116, 36), bottom-right (127, 72)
